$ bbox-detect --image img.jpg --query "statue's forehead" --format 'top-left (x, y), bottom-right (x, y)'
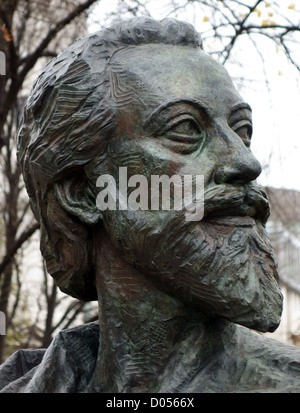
top-left (109, 44), bottom-right (243, 117)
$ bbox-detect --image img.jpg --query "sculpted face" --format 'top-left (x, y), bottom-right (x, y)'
top-left (92, 44), bottom-right (283, 332)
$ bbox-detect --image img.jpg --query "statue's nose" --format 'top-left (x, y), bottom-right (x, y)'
top-left (213, 129), bottom-right (262, 185)
top-left (214, 161), bottom-right (261, 185)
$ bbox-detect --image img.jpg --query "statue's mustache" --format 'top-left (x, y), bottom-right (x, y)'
top-left (203, 184), bottom-right (270, 225)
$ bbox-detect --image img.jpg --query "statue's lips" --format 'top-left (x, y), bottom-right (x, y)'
top-left (202, 186), bottom-right (270, 226)
top-left (203, 203), bottom-right (260, 226)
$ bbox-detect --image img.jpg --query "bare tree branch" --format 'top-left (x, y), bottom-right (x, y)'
top-left (0, 222), bottom-right (39, 277)
top-left (0, 0), bottom-right (99, 144)
top-left (7, 259), bottom-right (22, 327)
top-left (19, 0), bottom-right (98, 79)
top-left (222, 0), bottom-right (264, 63)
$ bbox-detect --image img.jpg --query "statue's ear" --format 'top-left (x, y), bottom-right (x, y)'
top-left (54, 177), bottom-right (103, 225)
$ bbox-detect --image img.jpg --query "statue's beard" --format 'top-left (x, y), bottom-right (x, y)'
top-left (104, 183), bottom-right (283, 333)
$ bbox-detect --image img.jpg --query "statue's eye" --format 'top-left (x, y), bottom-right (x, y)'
top-left (157, 115), bottom-right (205, 154)
top-left (166, 119), bottom-right (201, 137)
top-left (232, 120), bottom-right (252, 148)
top-left (163, 115), bottom-right (202, 140)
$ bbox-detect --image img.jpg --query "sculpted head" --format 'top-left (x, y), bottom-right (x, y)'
top-left (17, 17), bottom-right (283, 333)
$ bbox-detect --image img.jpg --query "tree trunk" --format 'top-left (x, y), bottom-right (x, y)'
top-left (0, 264), bottom-right (13, 363)
top-left (42, 281), bottom-right (57, 348)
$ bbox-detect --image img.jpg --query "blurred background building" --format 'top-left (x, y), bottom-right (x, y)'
top-left (265, 187), bottom-right (300, 345)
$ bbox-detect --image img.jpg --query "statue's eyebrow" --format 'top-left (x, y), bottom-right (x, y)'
top-left (230, 102), bottom-right (252, 116)
top-left (143, 98), bottom-right (213, 128)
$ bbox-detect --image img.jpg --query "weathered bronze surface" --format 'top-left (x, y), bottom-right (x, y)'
top-left (1, 17), bottom-right (300, 393)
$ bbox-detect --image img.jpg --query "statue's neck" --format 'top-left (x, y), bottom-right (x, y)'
top-left (90, 233), bottom-right (230, 393)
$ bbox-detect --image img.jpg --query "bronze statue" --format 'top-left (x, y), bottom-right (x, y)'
top-left (1, 17), bottom-right (300, 393)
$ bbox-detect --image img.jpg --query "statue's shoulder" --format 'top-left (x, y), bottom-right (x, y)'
top-left (0, 348), bottom-right (46, 392)
top-left (228, 325), bottom-right (300, 392)
top-left (236, 324), bottom-right (300, 362)
top-left (0, 321), bottom-right (99, 393)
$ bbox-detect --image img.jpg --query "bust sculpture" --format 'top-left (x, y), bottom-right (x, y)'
top-left (1, 17), bottom-right (300, 393)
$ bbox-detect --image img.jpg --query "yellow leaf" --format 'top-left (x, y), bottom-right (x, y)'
top-left (1, 24), bottom-right (13, 42)
top-left (261, 19), bottom-right (275, 26)
top-left (254, 8), bottom-right (262, 17)
top-left (203, 16), bottom-right (209, 22)
top-left (265, 2), bottom-right (271, 7)
top-left (278, 70), bottom-right (282, 76)
top-left (288, 4), bottom-right (295, 10)
top-left (268, 12), bottom-right (273, 17)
